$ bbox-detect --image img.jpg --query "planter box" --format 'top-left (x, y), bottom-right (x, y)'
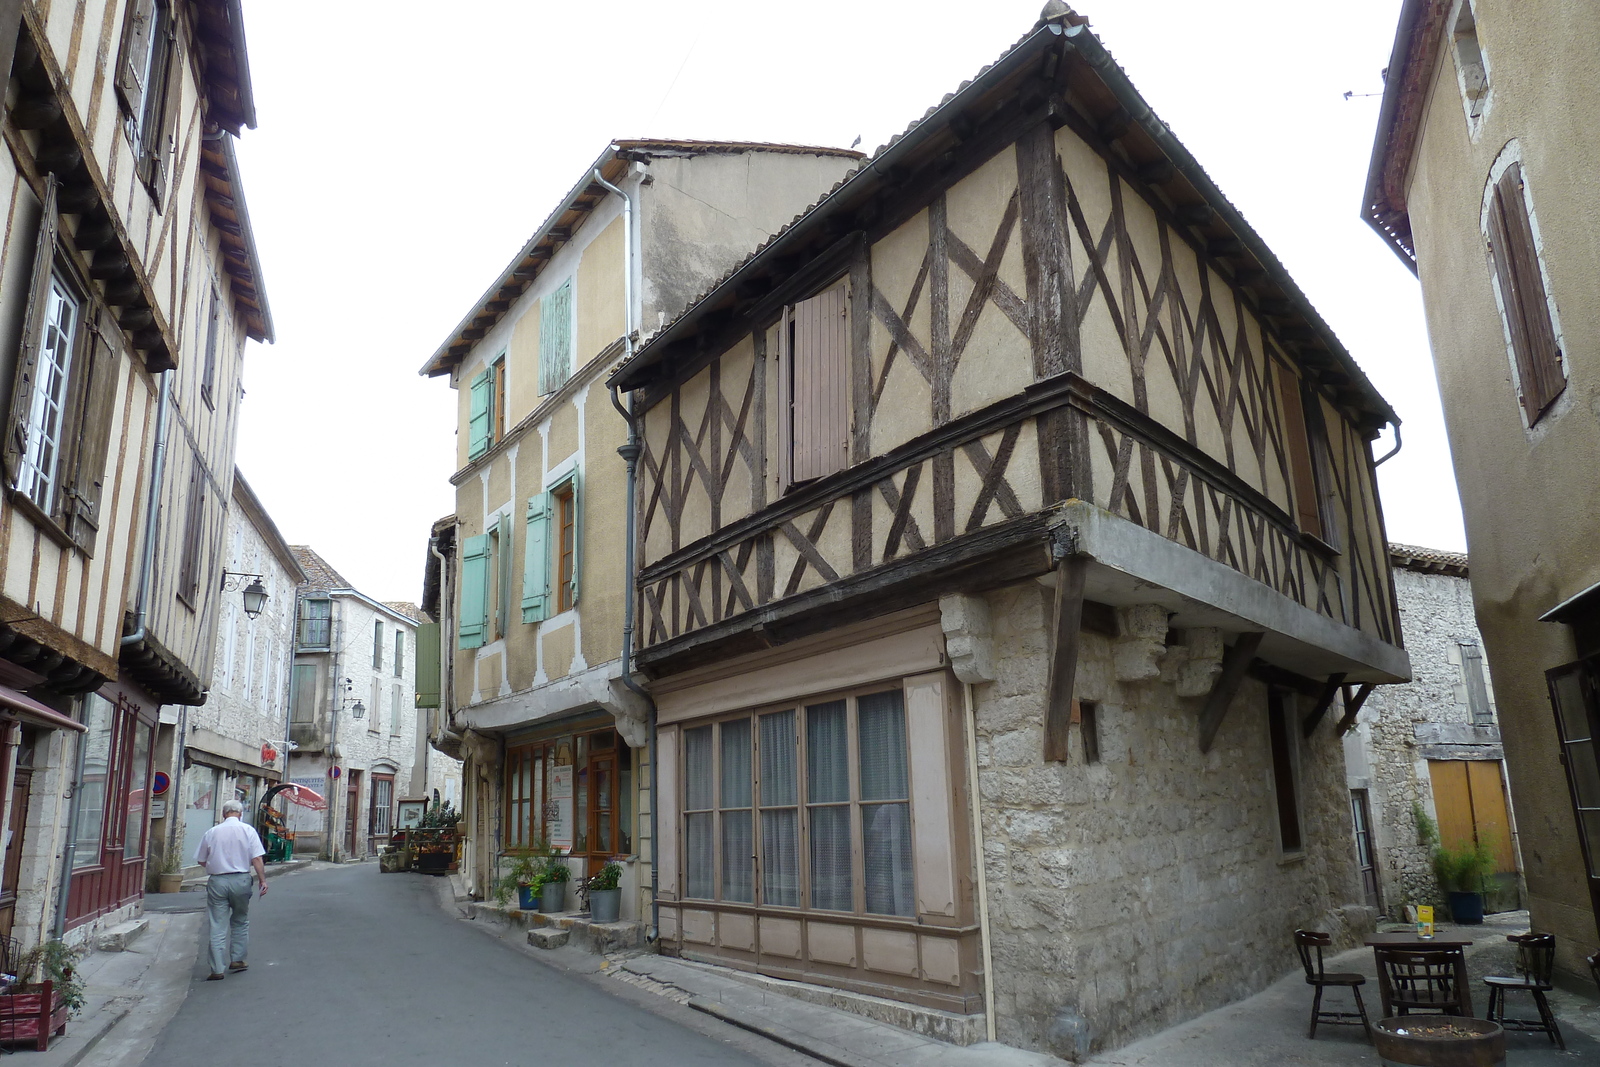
top-left (1373, 1017), bottom-right (1503, 1067)
top-left (0, 981), bottom-right (68, 1051)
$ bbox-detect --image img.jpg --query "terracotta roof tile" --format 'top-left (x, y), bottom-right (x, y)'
top-left (1389, 542), bottom-right (1469, 577)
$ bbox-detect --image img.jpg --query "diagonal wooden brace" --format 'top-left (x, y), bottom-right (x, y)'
top-left (1334, 683), bottom-right (1377, 737)
top-left (1043, 556), bottom-right (1087, 762)
top-left (1197, 631), bottom-right (1264, 754)
top-left (1301, 672), bottom-right (1347, 738)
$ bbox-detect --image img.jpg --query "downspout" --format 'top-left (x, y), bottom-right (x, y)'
top-left (1374, 421), bottom-right (1403, 466)
top-left (122, 370), bottom-right (173, 647)
top-left (963, 681), bottom-right (997, 1042)
top-left (594, 165), bottom-right (660, 942)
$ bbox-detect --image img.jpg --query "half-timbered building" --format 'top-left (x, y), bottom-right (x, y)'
top-left (612, 8), bottom-right (1410, 1055)
top-left (0, 0), bottom-right (269, 948)
top-left (421, 141), bottom-right (862, 913)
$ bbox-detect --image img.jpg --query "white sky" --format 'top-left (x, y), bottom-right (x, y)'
top-left (231, 0), bottom-right (1463, 604)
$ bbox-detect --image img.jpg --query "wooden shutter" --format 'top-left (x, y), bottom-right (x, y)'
top-left (789, 283), bottom-right (848, 484)
top-left (467, 368), bottom-right (492, 459)
top-left (458, 534), bottom-right (489, 649)
top-left (413, 622), bottom-right (440, 708)
top-left (114, 0), bottom-right (157, 118)
top-left (567, 468), bottom-right (582, 607)
top-left (177, 448), bottom-right (205, 601)
top-left (521, 493), bottom-right (551, 623)
top-left (145, 10), bottom-right (179, 203)
top-left (1487, 163), bottom-right (1565, 421)
top-left (1274, 363), bottom-right (1322, 540)
top-left (4, 176), bottom-right (59, 486)
top-left (63, 308), bottom-right (119, 552)
top-left (496, 511), bottom-right (512, 638)
top-left (539, 278), bottom-right (573, 395)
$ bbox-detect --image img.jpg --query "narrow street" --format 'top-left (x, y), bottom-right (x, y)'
top-left (140, 864), bottom-right (805, 1067)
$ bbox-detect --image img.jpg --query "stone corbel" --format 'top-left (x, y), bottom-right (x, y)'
top-left (939, 594), bottom-right (995, 684)
top-left (606, 675), bottom-right (652, 749)
top-left (1174, 627), bottom-right (1224, 698)
top-left (1112, 604), bottom-right (1167, 682)
top-left (460, 728), bottom-right (502, 775)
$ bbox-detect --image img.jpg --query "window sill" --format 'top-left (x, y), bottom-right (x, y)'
top-left (5, 490), bottom-right (77, 554)
top-left (1277, 851), bottom-right (1307, 867)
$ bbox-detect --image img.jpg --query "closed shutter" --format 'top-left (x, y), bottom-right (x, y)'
top-left (539, 278), bottom-right (573, 395)
top-left (413, 622), bottom-right (440, 708)
top-left (789, 284), bottom-right (849, 484)
top-left (63, 308), bottom-right (119, 552)
top-left (4, 176), bottom-right (59, 486)
top-left (521, 493), bottom-right (551, 623)
top-left (458, 534), bottom-right (489, 649)
top-left (145, 12), bottom-right (179, 202)
top-left (1487, 163), bottom-right (1565, 421)
top-left (496, 511), bottom-right (512, 638)
top-left (566, 469), bottom-right (582, 606)
top-left (113, 0), bottom-right (157, 118)
top-left (467, 368), bottom-right (492, 459)
top-left (1275, 364), bottom-right (1322, 539)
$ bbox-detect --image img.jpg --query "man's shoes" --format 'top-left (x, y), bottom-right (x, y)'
top-left (228, 962), bottom-right (248, 972)
top-left (206, 973), bottom-right (225, 981)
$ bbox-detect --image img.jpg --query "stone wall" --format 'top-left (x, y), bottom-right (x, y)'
top-left (974, 579), bottom-right (1368, 1057)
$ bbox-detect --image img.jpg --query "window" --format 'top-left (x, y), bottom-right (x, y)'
top-left (373, 620), bottom-right (384, 670)
top-left (522, 469), bottom-right (581, 623)
top-left (1485, 161), bottom-right (1565, 425)
top-left (1275, 365), bottom-right (1338, 548)
top-left (458, 534), bottom-right (489, 649)
top-left (370, 776), bottom-right (394, 839)
top-left (495, 513), bottom-right (512, 639)
top-left (391, 683), bottom-right (402, 736)
top-left (778, 282), bottom-right (849, 488)
top-left (176, 448), bottom-right (206, 606)
top-left (538, 278), bottom-right (574, 395)
top-left (114, 0), bottom-right (179, 200)
top-left (682, 688), bottom-right (914, 916)
top-left (1460, 642), bottom-right (1494, 723)
top-left (394, 630), bottom-right (404, 677)
top-left (1079, 700), bottom-right (1100, 764)
top-left (1267, 688), bottom-right (1302, 852)
top-left (291, 663), bottom-right (318, 722)
top-left (71, 696), bottom-right (116, 868)
top-left (298, 599), bottom-right (332, 650)
top-left (200, 286), bottom-right (220, 408)
top-left (1451, 1), bottom-right (1490, 126)
top-left (505, 727), bottom-right (630, 857)
top-left (368, 677), bottom-right (380, 733)
top-left (3, 179), bottom-right (116, 552)
top-left (493, 355), bottom-right (506, 442)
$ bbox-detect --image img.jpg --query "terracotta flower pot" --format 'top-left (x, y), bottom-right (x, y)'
top-left (158, 871), bottom-right (184, 894)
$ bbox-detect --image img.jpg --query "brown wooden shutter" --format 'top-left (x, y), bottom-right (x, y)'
top-left (3, 175), bottom-right (59, 486)
top-left (789, 283), bottom-right (849, 484)
top-left (114, 0), bottom-right (157, 118)
top-left (1487, 163), bottom-right (1565, 421)
top-left (1274, 362), bottom-right (1322, 539)
top-left (63, 308), bottom-right (119, 553)
top-left (145, 14), bottom-right (180, 204)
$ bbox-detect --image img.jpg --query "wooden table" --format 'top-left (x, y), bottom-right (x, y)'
top-left (1364, 933), bottom-right (1475, 1018)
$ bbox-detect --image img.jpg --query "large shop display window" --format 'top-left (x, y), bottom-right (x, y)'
top-left (505, 726), bottom-right (631, 874)
top-left (682, 688), bottom-right (914, 917)
top-left (66, 694), bottom-right (156, 928)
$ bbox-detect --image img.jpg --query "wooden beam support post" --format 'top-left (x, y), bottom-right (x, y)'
top-left (1300, 672), bottom-right (1347, 739)
top-left (1334, 683), bottom-right (1377, 737)
top-left (1197, 631), bottom-right (1264, 754)
top-left (1043, 557), bottom-right (1087, 762)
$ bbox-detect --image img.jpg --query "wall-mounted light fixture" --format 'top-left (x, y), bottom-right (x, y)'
top-left (220, 570), bottom-right (269, 619)
top-left (341, 677), bottom-right (366, 720)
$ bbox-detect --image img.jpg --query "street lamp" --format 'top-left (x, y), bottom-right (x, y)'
top-left (220, 570), bottom-right (270, 619)
top-left (340, 678), bottom-right (366, 720)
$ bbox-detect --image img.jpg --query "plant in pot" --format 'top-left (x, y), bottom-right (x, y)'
top-left (1433, 839), bottom-right (1494, 925)
top-left (493, 852), bottom-right (545, 910)
top-left (539, 851), bottom-right (571, 913)
top-left (587, 862), bottom-right (624, 923)
top-left (157, 849), bottom-right (184, 894)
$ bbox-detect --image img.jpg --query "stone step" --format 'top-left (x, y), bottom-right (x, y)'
top-left (95, 917), bottom-right (149, 952)
top-left (529, 927), bottom-right (569, 949)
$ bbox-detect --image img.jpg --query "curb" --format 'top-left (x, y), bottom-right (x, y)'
top-left (688, 997), bottom-right (869, 1067)
top-left (58, 1005), bottom-right (130, 1067)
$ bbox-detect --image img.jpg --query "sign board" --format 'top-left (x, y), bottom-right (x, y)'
top-left (261, 742), bottom-right (278, 764)
top-left (329, 766), bottom-right (342, 780)
top-left (148, 798), bottom-right (167, 820)
top-left (547, 765), bottom-right (573, 850)
top-left (151, 771), bottom-right (171, 796)
top-left (396, 800), bottom-right (428, 829)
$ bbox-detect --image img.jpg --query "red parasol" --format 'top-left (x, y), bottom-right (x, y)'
top-left (278, 783), bottom-right (326, 811)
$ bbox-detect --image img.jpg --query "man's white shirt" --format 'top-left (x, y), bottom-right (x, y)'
top-left (194, 816), bottom-right (265, 875)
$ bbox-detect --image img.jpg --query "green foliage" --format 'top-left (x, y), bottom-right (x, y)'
top-left (1413, 802), bottom-right (1439, 849)
top-left (15, 941), bottom-right (85, 1018)
top-left (492, 848), bottom-right (548, 907)
top-left (159, 848), bottom-right (182, 875)
top-left (1433, 839), bottom-right (1495, 894)
top-left (588, 862), bottom-right (623, 892)
top-left (419, 799), bottom-right (459, 829)
top-left (541, 851), bottom-right (571, 883)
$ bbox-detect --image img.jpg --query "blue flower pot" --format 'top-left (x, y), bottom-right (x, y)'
top-left (1448, 890), bottom-right (1484, 925)
top-left (517, 884), bottom-right (537, 910)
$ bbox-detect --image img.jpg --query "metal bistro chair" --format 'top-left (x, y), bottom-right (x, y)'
top-left (1294, 930), bottom-right (1372, 1040)
top-left (1485, 933), bottom-right (1564, 1049)
top-left (1375, 945), bottom-right (1468, 1016)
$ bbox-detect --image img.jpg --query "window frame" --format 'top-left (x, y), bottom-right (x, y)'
top-left (115, 0), bottom-right (179, 203)
top-left (297, 598), bottom-right (333, 651)
top-left (554, 482), bottom-right (576, 614)
top-left (372, 619), bottom-right (383, 670)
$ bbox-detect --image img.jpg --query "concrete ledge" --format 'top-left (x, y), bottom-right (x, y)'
top-left (94, 919), bottom-right (149, 953)
top-left (529, 927), bottom-right (569, 949)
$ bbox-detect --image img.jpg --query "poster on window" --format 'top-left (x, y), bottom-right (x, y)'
top-left (547, 765), bottom-right (573, 849)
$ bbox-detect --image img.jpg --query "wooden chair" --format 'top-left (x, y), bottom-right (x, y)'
top-left (1486, 933), bottom-right (1563, 1049)
top-left (1294, 930), bottom-right (1371, 1040)
top-left (1375, 945), bottom-right (1468, 1016)
top-left (1588, 950), bottom-right (1600, 995)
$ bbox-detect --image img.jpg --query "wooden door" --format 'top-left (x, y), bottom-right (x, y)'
top-left (0, 768), bottom-right (31, 942)
top-left (1350, 789), bottom-right (1380, 910)
top-left (368, 775), bottom-right (394, 855)
top-left (1428, 758), bottom-right (1519, 910)
top-left (345, 771), bottom-right (361, 856)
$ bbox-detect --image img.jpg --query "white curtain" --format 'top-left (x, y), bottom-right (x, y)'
top-left (720, 720), bottom-right (753, 902)
top-left (760, 711), bottom-right (799, 906)
top-left (859, 690), bottom-right (914, 916)
top-left (684, 726), bottom-right (714, 898)
top-left (807, 701), bottom-right (852, 910)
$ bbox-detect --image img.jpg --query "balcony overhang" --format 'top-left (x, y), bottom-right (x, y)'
top-left (1052, 501), bottom-right (1410, 684)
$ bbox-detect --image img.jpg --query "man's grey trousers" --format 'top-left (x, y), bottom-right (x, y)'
top-left (205, 872), bottom-right (254, 974)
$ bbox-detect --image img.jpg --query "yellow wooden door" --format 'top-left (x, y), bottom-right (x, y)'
top-left (1427, 759), bottom-right (1517, 876)
top-left (1428, 760), bottom-right (1475, 849)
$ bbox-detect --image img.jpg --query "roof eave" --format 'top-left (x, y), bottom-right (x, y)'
top-left (1361, 0), bottom-right (1434, 274)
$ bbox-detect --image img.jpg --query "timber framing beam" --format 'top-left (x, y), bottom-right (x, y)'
top-left (1044, 556), bottom-right (1087, 762)
top-left (1334, 683), bottom-right (1377, 737)
top-left (1197, 631), bottom-right (1264, 753)
top-left (1300, 672), bottom-right (1347, 738)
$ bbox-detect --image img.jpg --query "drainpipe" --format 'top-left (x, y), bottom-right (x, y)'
top-left (122, 370), bottom-right (173, 647)
top-left (963, 681), bottom-right (997, 1042)
top-left (594, 165), bottom-right (660, 941)
top-left (1374, 421), bottom-right (1403, 467)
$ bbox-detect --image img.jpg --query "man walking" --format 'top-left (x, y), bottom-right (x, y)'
top-left (193, 799), bottom-right (268, 981)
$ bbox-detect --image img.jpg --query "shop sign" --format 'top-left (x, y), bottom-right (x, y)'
top-left (548, 765), bottom-right (573, 849)
top-left (261, 742), bottom-right (278, 764)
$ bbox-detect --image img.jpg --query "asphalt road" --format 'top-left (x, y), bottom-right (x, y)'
top-left (140, 863), bottom-right (800, 1067)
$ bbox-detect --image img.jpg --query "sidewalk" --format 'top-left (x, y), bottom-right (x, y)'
top-left (1087, 912), bottom-right (1600, 1065)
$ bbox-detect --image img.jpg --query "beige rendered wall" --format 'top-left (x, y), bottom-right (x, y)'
top-left (1402, 0), bottom-right (1600, 971)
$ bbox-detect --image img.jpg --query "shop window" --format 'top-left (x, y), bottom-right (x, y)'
top-left (682, 687), bottom-right (914, 917)
top-left (71, 696), bottom-right (115, 869)
top-left (505, 727), bottom-right (629, 864)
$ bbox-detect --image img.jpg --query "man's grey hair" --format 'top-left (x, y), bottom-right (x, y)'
top-left (221, 799), bottom-right (244, 817)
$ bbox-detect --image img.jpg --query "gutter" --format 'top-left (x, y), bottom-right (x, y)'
top-left (593, 165), bottom-right (662, 942)
top-left (122, 370), bottom-right (173, 648)
top-left (1360, 0), bottom-right (1430, 273)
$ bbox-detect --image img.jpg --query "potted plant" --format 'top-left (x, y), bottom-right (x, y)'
top-left (157, 850), bottom-right (184, 894)
top-left (492, 853), bottom-right (545, 910)
top-left (1372, 1017), bottom-right (1503, 1067)
top-left (539, 851), bottom-right (570, 913)
top-left (1433, 840), bottom-right (1494, 925)
top-left (587, 862), bottom-right (624, 923)
top-left (1, 941), bottom-right (84, 1051)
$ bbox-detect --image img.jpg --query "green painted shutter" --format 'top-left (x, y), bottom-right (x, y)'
top-left (568, 468), bottom-right (582, 607)
top-left (538, 278), bottom-right (573, 395)
top-left (496, 512), bottom-right (513, 638)
top-left (522, 494), bottom-right (551, 623)
top-left (468, 368), bottom-right (493, 459)
top-left (459, 534), bottom-right (490, 649)
top-left (414, 622), bottom-right (440, 708)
